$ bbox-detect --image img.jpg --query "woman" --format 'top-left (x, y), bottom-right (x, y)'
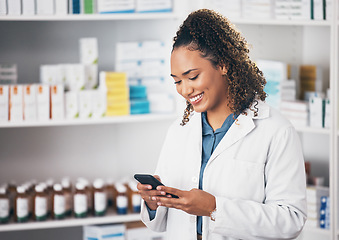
top-left (137, 9), bottom-right (307, 240)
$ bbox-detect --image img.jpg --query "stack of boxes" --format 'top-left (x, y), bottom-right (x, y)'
top-left (306, 186), bottom-right (329, 228)
top-left (0, 64), bottom-right (17, 85)
top-left (115, 40), bottom-right (174, 114)
top-left (100, 72), bottom-right (130, 116)
top-left (129, 85), bottom-right (150, 114)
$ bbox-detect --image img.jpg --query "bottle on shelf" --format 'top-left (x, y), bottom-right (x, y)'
top-left (105, 178), bottom-right (116, 208)
top-left (0, 185), bottom-right (10, 224)
top-left (115, 183), bottom-right (128, 215)
top-left (45, 179), bottom-right (54, 217)
top-left (77, 178), bottom-right (93, 214)
top-left (93, 178), bottom-right (107, 216)
top-left (52, 184), bottom-right (66, 220)
top-left (7, 181), bottom-right (17, 215)
top-left (61, 178), bottom-right (73, 216)
top-left (127, 181), bottom-right (141, 213)
top-left (74, 182), bottom-right (88, 218)
top-left (33, 184), bottom-right (48, 221)
top-left (15, 185), bottom-right (29, 223)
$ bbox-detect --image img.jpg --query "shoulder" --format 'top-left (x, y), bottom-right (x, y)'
top-left (249, 101), bottom-right (295, 135)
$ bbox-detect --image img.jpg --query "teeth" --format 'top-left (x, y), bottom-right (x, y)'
top-left (190, 93), bottom-right (203, 102)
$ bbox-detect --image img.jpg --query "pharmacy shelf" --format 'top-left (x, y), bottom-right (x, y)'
top-left (294, 126), bottom-right (331, 135)
top-left (0, 212), bottom-right (140, 232)
top-left (0, 113), bottom-right (178, 128)
top-left (303, 226), bottom-right (330, 236)
top-left (0, 13), bottom-right (179, 21)
top-left (232, 18), bottom-right (331, 26)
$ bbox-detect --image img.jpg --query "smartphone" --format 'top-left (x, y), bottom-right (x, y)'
top-left (134, 174), bottom-right (179, 198)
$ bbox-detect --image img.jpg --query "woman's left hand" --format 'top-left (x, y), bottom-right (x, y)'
top-left (154, 186), bottom-right (216, 216)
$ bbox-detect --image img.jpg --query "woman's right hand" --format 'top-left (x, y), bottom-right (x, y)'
top-left (137, 175), bottom-right (165, 210)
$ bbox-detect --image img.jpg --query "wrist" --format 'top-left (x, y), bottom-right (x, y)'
top-left (209, 195), bottom-right (216, 221)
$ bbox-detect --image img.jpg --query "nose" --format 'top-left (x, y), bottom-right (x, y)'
top-left (179, 80), bottom-right (193, 98)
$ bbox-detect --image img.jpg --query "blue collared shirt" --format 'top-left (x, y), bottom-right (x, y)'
top-left (147, 112), bottom-right (236, 235)
top-left (197, 112), bottom-right (236, 234)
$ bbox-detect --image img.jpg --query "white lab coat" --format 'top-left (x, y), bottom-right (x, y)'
top-left (141, 101), bottom-right (307, 240)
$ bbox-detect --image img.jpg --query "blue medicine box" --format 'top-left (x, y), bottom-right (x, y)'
top-left (130, 99), bottom-right (150, 114)
top-left (129, 85), bottom-right (147, 99)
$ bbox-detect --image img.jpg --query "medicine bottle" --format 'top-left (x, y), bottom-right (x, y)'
top-left (127, 181), bottom-right (141, 213)
top-left (8, 181), bottom-right (16, 215)
top-left (115, 183), bottom-right (128, 215)
top-left (93, 179), bottom-right (107, 216)
top-left (61, 178), bottom-right (73, 216)
top-left (105, 179), bottom-right (115, 208)
top-left (77, 178), bottom-right (93, 214)
top-left (52, 184), bottom-right (66, 220)
top-left (46, 179), bottom-right (54, 217)
top-left (15, 185), bottom-right (29, 223)
top-left (74, 182), bottom-right (87, 218)
top-left (23, 182), bottom-right (33, 218)
top-left (0, 186), bottom-right (10, 223)
top-left (33, 184), bottom-right (48, 221)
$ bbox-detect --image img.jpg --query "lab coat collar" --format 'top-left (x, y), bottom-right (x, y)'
top-left (188, 101), bottom-right (270, 166)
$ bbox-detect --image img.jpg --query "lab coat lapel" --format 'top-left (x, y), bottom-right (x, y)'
top-left (208, 113), bottom-right (255, 162)
top-left (207, 101), bottom-right (270, 163)
top-left (185, 112), bottom-right (203, 173)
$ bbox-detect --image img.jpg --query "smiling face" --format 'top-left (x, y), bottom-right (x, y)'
top-left (171, 47), bottom-right (230, 115)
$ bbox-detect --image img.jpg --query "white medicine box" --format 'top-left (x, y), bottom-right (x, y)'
top-left (9, 85), bottom-right (23, 122)
top-left (79, 38), bottom-right (99, 65)
top-left (64, 91), bottom-right (79, 119)
top-left (309, 96), bottom-right (324, 128)
top-left (78, 90), bottom-right (93, 119)
top-left (36, 84), bottom-right (50, 121)
top-left (0, 85), bottom-right (9, 121)
top-left (135, 0), bottom-right (172, 13)
top-left (23, 84), bottom-right (37, 121)
top-left (50, 85), bottom-right (64, 120)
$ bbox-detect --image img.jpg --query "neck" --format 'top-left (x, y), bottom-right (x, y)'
top-left (206, 107), bottom-right (232, 131)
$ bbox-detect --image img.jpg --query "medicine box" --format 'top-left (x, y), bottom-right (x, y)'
top-left (36, 84), bottom-right (50, 121)
top-left (91, 90), bottom-right (107, 118)
top-left (9, 85), bottom-right (23, 122)
top-left (36, 0), bottom-right (54, 15)
top-left (64, 91), bottom-right (79, 119)
top-left (65, 64), bottom-right (86, 91)
top-left (309, 96), bottom-right (324, 128)
top-left (22, 0), bottom-right (35, 15)
top-left (0, 85), bottom-right (9, 121)
top-left (85, 64), bottom-right (98, 89)
top-left (23, 85), bottom-right (37, 121)
top-left (135, 0), bottom-right (172, 13)
top-left (55, 0), bottom-right (68, 15)
top-left (83, 224), bottom-right (126, 240)
top-left (324, 98), bottom-right (330, 129)
top-left (78, 90), bottom-right (93, 118)
top-left (50, 85), bottom-right (64, 120)
top-left (0, 0), bottom-right (7, 15)
top-left (97, 0), bottom-right (135, 14)
top-left (7, 0), bottom-right (21, 15)
top-left (40, 65), bottom-right (62, 85)
top-left (80, 38), bottom-right (99, 64)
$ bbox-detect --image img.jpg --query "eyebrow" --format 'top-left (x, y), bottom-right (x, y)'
top-left (170, 68), bottom-right (199, 78)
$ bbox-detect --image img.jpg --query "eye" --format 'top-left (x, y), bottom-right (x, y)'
top-left (174, 80), bottom-right (182, 85)
top-left (189, 74), bottom-right (199, 80)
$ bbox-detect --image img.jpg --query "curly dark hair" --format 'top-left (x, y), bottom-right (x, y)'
top-left (173, 9), bottom-right (267, 126)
